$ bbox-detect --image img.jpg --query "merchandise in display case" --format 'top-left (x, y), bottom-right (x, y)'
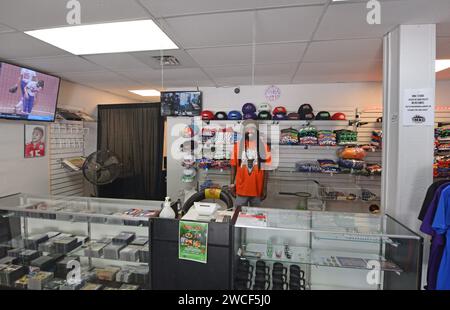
top-left (233, 207), bottom-right (423, 290)
top-left (0, 193), bottom-right (161, 290)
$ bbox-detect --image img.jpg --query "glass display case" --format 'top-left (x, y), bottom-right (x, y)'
top-left (233, 207), bottom-right (423, 290)
top-left (0, 193), bottom-right (161, 290)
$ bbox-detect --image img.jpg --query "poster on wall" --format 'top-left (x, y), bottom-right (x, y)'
top-left (402, 88), bottom-right (434, 126)
top-left (179, 220), bottom-right (208, 263)
top-left (24, 124), bottom-right (46, 158)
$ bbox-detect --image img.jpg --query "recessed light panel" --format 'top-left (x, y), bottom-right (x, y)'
top-left (25, 20), bottom-right (178, 55)
top-left (129, 89), bottom-right (161, 97)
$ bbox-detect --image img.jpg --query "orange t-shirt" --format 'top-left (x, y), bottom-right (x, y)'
top-left (230, 141), bottom-right (271, 197)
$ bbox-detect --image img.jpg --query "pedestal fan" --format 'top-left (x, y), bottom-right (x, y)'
top-left (82, 150), bottom-right (122, 196)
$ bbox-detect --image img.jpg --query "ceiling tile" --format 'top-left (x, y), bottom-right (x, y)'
top-left (130, 50), bottom-right (199, 69)
top-left (58, 71), bottom-right (138, 87)
top-left (187, 46), bottom-right (252, 66)
top-left (8, 56), bottom-right (102, 74)
top-left (315, 2), bottom-right (392, 40)
top-left (0, 23), bottom-right (14, 34)
top-left (255, 63), bottom-right (299, 84)
top-left (141, 0), bottom-right (326, 18)
top-left (0, 0), bottom-right (149, 31)
top-left (316, 0), bottom-right (450, 41)
top-left (0, 32), bottom-right (69, 59)
top-left (117, 69), bottom-right (162, 82)
top-left (156, 67), bottom-right (210, 80)
top-left (256, 42), bottom-right (307, 64)
top-left (255, 6), bottom-right (323, 43)
top-left (256, 63), bottom-right (298, 77)
top-left (437, 37), bottom-right (450, 59)
top-left (214, 76), bottom-right (254, 86)
top-left (164, 11), bottom-right (254, 48)
top-left (118, 67), bottom-right (211, 84)
top-left (294, 61), bottom-right (382, 83)
top-left (304, 38), bottom-right (382, 63)
top-left (203, 65), bottom-right (252, 79)
top-left (83, 53), bottom-right (150, 71)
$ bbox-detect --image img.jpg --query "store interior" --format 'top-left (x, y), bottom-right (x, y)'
top-left (0, 0), bottom-right (449, 291)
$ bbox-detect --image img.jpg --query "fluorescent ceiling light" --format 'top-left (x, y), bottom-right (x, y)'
top-left (436, 59), bottom-right (450, 72)
top-left (129, 89), bottom-right (161, 97)
top-left (25, 20), bottom-right (178, 55)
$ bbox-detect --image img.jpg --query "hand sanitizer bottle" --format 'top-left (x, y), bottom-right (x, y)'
top-left (160, 197), bottom-right (176, 219)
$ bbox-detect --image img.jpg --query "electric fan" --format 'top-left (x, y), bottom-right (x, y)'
top-left (82, 150), bottom-right (122, 191)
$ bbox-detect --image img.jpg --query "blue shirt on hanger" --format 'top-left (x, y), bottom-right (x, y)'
top-left (432, 186), bottom-right (450, 290)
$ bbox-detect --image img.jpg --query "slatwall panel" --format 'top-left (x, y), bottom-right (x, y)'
top-left (198, 109), bottom-right (383, 213)
top-left (49, 121), bottom-right (86, 196)
top-left (435, 108), bottom-right (450, 126)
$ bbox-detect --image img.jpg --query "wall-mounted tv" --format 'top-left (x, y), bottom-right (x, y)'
top-left (161, 91), bottom-right (202, 117)
top-left (0, 62), bottom-right (61, 122)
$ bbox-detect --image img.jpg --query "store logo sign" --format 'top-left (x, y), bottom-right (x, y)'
top-left (366, 0), bottom-right (381, 25)
top-left (366, 260), bottom-right (381, 285)
top-left (66, 0), bottom-right (81, 25)
top-left (265, 85), bottom-right (281, 102)
top-left (412, 115), bottom-right (426, 124)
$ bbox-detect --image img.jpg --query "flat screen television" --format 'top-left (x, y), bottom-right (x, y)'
top-left (161, 91), bottom-right (202, 117)
top-left (0, 62), bottom-right (61, 122)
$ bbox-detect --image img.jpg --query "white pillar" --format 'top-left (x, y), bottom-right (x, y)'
top-left (382, 24), bottom-right (436, 232)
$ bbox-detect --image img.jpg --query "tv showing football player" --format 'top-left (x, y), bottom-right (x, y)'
top-left (24, 125), bottom-right (46, 158)
top-left (0, 62), bottom-right (60, 122)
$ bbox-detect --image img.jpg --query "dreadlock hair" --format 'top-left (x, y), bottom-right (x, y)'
top-left (237, 122), bottom-right (269, 170)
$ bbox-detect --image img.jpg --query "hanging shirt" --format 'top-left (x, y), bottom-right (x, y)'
top-left (419, 180), bottom-right (450, 221)
top-left (420, 182), bottom-right (450, 290)
top-left (230, 141), bottom-right (271, 197)
top-left (432, 186), bottom-right (450, 290)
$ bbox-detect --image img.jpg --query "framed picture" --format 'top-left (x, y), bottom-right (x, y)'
top-left (24, 124), bottom-right (46, 158)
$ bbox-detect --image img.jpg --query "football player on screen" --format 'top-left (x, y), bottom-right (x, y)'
top-left (23, 79), bottom-right (45, 115)
top-left (9, 68), bottom-right (37, 113)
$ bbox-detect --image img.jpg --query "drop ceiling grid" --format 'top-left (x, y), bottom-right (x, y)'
top-left (151, 1), bottom-right (330, 86)
top-left (0, 0), bottom-right (448, 97)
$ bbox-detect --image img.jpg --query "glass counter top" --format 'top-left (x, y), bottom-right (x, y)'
top-left (235, 207), bottom-right (420, 239)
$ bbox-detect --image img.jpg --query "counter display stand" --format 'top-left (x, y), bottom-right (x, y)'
top-left (233, 207), bottom-right (423, 290)
top-left (0, 193), bottom-right (161, 290)
top-left (150, 208), bottom-right (240, 290)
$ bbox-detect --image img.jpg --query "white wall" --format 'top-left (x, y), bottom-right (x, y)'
top-left (172, 80), bottom-right (450, 112)
top-left (0, 120), bottom-right (49, 197)
top-left (436, 80), bottom-right (450, 106)
top-left (0, 80), bottom-right (144, 198)
top-left (198, 82), bottom-right (383, 112)
top-left (57, 80), bottom-right (144, 116)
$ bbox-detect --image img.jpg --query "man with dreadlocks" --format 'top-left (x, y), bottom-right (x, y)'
top-left (230, 120), bottom-right (271, 207)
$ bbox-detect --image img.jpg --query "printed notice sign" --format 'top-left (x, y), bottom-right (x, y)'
top-left (402, 88), bottom-right (434, 126)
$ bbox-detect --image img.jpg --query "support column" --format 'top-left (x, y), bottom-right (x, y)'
top-left (382, 24), bottom-right (436, 231)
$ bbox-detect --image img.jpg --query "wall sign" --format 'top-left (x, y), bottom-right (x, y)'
top-left (179, 220), bottom-right (208, 263)
top-left (265, 85), bottom-right (281, 102)
top-left (402, 88), bottom-right (434, 126)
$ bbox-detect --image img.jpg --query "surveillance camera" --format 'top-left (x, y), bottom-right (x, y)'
top-left (234, 87), bottom-right (240, 94)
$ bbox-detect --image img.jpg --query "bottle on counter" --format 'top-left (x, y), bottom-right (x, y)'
top-left (160, 197), bottom-right (176, 219)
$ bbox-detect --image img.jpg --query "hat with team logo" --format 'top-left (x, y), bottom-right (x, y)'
top-left (258, 103), bottom-right (272, 113)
